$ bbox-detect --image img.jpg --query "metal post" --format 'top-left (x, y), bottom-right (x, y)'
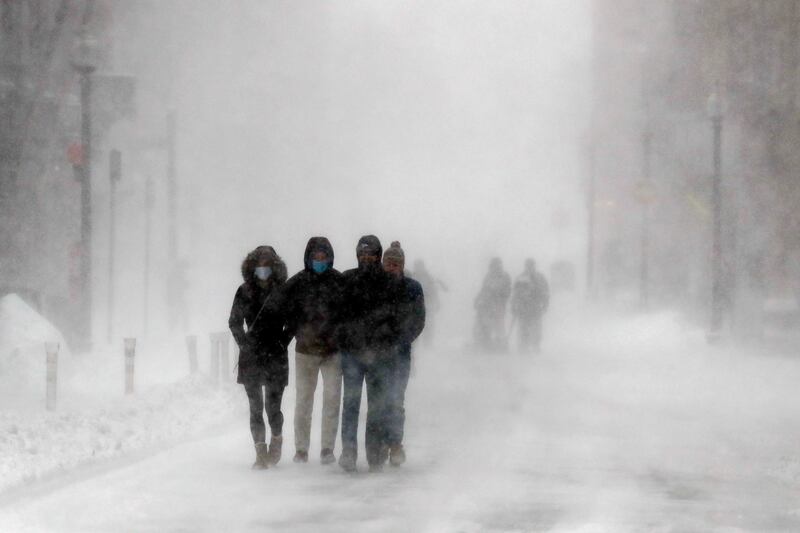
top-left (219, 331), bottom-right (230, 382)
top-left (143, 174), bottom-right (153, 337)
top-left (124, 337), bottom-right (136, 394)
top-left (186, 334), bottom-right (198, 374)
top-left (76, 65), bottom-right (95, 351)
top-left (710, 113), bottom-right (723, 340)
top-left (45, 342), bottom-right (59, 410)
top-left (209, 333), bottom-right (220, 385)
top-left (107, 150), bottom-right (121, 343)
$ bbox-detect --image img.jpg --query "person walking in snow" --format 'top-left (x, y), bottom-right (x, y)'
top-left (338, 235), bottom-right (400, 472)
top-left (411, 259), bottom-right (445, 346)
top-left (382, 242), bottom-right (425, 466)
top-left (280, 237), bottom-right (345, 465)
top-left (510, 258), bottom-right (550, 353)
top-left (228, 246), bottom-right (290, 470)
top-left (473, 257), bottom-right (512, 351)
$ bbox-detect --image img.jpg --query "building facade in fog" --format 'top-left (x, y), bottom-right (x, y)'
top-left (592, 0), bottom-right (800, 320)
top-left (1, 1), bottom-right (178, 345)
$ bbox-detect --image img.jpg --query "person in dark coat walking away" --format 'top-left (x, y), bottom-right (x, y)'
top-left (382, 242), bottom-right (425, 466)
top-left (338, 235), bottom-right (399, 472)
top-left (228, 246), bottom-right (290, 469)
top-left (281, 237), bottom-right (345, 465)
top-left (474, 257), bottom-right (512, 351)
top-left (510, 258), bottom-right (550, 353)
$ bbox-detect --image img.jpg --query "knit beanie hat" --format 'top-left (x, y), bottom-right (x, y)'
top-left (382, 241), bottom-right (405, 267)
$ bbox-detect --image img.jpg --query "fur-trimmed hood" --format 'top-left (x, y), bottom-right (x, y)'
top-left (240, 245), bottom-right (288, 285)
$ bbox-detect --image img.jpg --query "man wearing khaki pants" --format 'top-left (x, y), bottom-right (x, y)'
top-left (281, 237), bottom-right (344, 464)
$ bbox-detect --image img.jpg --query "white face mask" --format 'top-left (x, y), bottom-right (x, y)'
top-left (254, 266), bottom-right (272, 281)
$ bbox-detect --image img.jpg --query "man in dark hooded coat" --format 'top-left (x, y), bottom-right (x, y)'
top-left (228, 245), bottom-right (289, 469)
top-left (338, 235), bottom-right (400, 472)
top-left (281, 237), bottom-right (345, 465)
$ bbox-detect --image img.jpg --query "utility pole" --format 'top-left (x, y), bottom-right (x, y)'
top-left (107, 150), bottom-right (121, 343)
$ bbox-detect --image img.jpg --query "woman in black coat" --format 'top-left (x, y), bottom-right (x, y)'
top-left (228, 245), bottom-right (289, 469)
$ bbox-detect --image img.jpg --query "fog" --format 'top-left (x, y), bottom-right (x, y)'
top-left (3, 1), bottom-right (800, 531)
top-left (100, 0), bottom-right (590, 340)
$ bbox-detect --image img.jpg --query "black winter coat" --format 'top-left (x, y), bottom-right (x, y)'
top-left (228, 247), bottom-right (289, 386)
top-left (339, 263), bottom-right (400, 354)
top-left (390, 275), bottom-right (426, 357)
top-left (281, 237), bottom-right (345, 356)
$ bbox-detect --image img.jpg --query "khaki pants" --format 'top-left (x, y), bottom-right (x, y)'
top-left (294, 351), bottom-right (342, 453)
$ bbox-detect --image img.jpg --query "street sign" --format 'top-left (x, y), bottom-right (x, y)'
top-left (67, 143), bottom-right (85, 167)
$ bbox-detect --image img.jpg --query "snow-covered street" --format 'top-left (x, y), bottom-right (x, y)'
top-left (2, 307), bottom-right (800, 532)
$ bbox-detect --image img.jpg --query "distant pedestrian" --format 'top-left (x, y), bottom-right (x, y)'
top-left (510, 258), bottom-right (549, 353)
top-left (281, 237), bottom-right (345, 465)
top-left (474, 257), bottom-right (511, 351)
top-left (411, 259), bottom-right (445, 346)
top-left (383, 242), bottom-right (425, 466)
top-left (338, 235), bottom-right (398, 472)
top-left (228, 246), bottom-right (290, 470)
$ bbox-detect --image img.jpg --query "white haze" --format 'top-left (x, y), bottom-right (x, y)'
top-left (101, 0), bottom-right (590, 340)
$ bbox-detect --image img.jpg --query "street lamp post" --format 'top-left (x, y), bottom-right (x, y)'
top-left (708, 90), bottom-right (724, 342)
top-left (107, 150), bottom-right (121, 343)
top-left (71, 31), bottom-right (97, 351)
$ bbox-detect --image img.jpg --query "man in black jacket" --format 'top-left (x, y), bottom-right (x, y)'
top-left (281, 237), bottom-right (344, 465)
top-left (382, 241), bottom-right (425, 466)
top-left (338, 235), bottom-right (399, 472)
top-left (228, 246), bottom-right (289, 469)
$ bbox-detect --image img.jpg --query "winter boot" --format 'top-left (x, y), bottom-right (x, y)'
top-left (338, 446), bottom-right (357, 472)
top-left (293, 450), bottom-right (308, 463)
top-left (268, 435), bottom-right (283, 465)
top-left (389, 444), bottom-right (406, 467)
top-left (366, 445), bottom-right (386, 472)
top-left (320, 448), bottom-right (336, 465)
top-left (252, 442), bottom-right (269, 470)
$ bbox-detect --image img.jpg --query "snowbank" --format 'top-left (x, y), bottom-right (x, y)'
top-left (0, 375), bottom-right (242, 495)
top-left (0, 294), bottom-right (70, 397)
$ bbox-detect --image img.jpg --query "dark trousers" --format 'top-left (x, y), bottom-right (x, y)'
top-left (341, 350), bottom-right (393, 465)
top-left (244, 380), bottom-right (285, 443)
top-left (386, 351), bottom-right (411, 446)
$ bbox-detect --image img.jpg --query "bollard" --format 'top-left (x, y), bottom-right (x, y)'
top-left (45, 342), bottom-right (59, 411)
top-left (186, 335), bottom-right (198, 374)
top-left (124, 338), bottom-right (136, 394)
top-left (219, 331), bottom-right (230, 382)
top-left (209, 333), bottom-right (220, 385)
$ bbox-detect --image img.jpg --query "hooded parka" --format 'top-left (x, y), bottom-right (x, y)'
top-left (281, 237), bottom-right (345, 356)
top-left (228, 246), bottom-right (290, 386)
top-left (339, 236), bottom-right (401, 354)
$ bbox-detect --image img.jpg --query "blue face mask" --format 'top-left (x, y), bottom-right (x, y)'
top-left (311, 260), bottom-right (329, 274)
top-left (254, 266), bottom-right (272, 281)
